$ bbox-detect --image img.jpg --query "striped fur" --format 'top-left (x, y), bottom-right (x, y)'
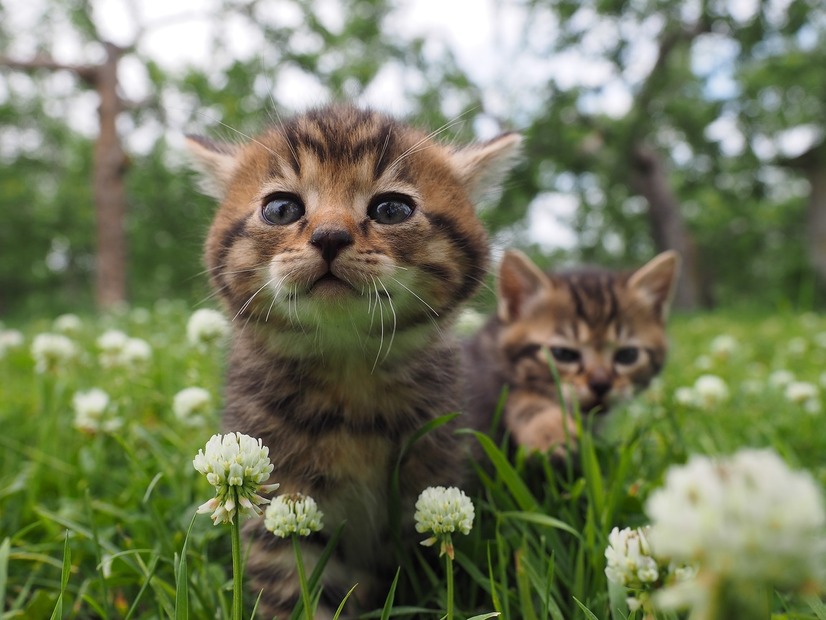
top-left (463, 250), bottom-right (680, 456)
top-left (186, 104), bottom-right (521, 618)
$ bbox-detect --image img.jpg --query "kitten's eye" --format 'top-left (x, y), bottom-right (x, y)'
top-left (614, 347), bottom-right (640, 365)
top-left (550, 347), bottom-right (581, 364)
top-left (262, 194), bottom-right (305, 225)
top-left (368, 194), bottom-right (415, 225)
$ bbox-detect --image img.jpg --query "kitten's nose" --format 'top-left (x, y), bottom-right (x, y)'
top-left (310, 228), bottom-right (353, 264)
top-left (588, 378), bottom-right (612, 398)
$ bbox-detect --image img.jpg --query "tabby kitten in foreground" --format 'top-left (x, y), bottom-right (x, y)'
top-left (463, 250), bottom-right (680, 456)
top-left (186, 105), bottom-right (521, 618)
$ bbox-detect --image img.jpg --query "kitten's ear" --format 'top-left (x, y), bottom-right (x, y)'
top-left (450, 133), bottom-right (523, 205)
top-left (185, 135), bottom-right (241, 200)
top-left (628, 250), bottom-right (681, 320)
top-left (497, 249), bottom-right (549, 322)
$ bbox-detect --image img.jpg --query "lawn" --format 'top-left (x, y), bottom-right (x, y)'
top-left (1, 304), bottom-right (825, 619)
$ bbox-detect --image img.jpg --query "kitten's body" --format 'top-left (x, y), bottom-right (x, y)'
top-left (463, 250), bottom-right (679, 455)
top-left (187, 105), bottom-right (520, 618)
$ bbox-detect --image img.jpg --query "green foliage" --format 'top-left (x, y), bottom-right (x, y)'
top-left (3, 306), bottom-right (826, 617)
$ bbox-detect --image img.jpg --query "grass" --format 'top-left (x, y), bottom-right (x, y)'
top-left (1, 303), bottom-right (826, 618)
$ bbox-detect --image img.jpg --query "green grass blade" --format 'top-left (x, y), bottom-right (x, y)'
top-left (572, 596), bottom-right (600, 620)
top-left (498, 511), bottom-right (582, 539)
top-left (465, 431), bottom-right (538, 512)
top-left (124, 552), bottom-right (160, 620)
top-left (174, 514), bottom-right (197, 620)
top-left (0, 537), bottom-right (10, 613)
top-left (806, 594), bottom-right (826, 620)
top-left (49, 531), bottom-right (71, 620)
top-left (515, 547), bottom-right (538, 620)
top-left (331, 584), bottom-right (358, 620)
top-left (379, 568), bottom-right (401, 620)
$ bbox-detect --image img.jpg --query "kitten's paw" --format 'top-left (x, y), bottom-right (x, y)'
top-left (514, 409), bottom-right (578, 458)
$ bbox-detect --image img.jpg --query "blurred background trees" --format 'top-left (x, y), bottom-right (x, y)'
top-left (0, 0), bottom-right (824, 316)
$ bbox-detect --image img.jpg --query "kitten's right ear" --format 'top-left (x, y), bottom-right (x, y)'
top-left (497, 249), bottom-right (549, 322)
top-left (185, 135), bottom-right (241, 200)
top-left (451, 133), bottom-right (522, 205)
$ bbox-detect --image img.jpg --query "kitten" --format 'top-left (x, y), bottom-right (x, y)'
top-left (462, 250), bottom-right (679, 456)
top-left (186, 104), bottom-right (521, 618)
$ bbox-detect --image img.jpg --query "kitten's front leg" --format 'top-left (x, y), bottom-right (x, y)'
top-left (505, 390), bottom-right (578, 457)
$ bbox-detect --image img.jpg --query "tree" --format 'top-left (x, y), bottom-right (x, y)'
top-left (505, 0), bottom-right (826, 308)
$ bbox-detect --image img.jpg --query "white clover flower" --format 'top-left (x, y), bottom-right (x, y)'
top-left (646, 449), bottom-right (826, 590)
top-left (54, 313), bottom-right (83, 334)
top-left (709, 334), bottom-right (737, 360)
top-left (605, 526), bottom-right (660, 588)
top-left (72, 388), bottom-right (122, 434)
top-left (769, 369), bottom-right (795, 389)
top-left (0, 329), bottom-right (24, 358)
top-left (97, 329), bottom-right (129, 352)
top-left (785, 381), bottom-right (819, 409)
top-left (187, 309), bottom-right (230, 348)
top-left (31, 333), bottom-right (78, 373)
top-left (264, 493), bottom-right (324, 538)
top-left (120, 337), bottom-right (152, 366)
top-left (674, 387), bottom-right (697, 407)
top-left (692, 374), bottom-right (729, 409)
top-left (193, 433), bottom-right (277, 525)
top-left (97, 329), bottom-right (129, 368)
top-left (173, 387), bottom-right (212, 426)
top-left (414, 486), bottom-right (474, 558)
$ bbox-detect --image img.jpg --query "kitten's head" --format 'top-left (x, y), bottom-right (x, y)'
top-left (186, 105), bottom-right (520, 356)
top-left (495, 250), bottom-right (680, 414)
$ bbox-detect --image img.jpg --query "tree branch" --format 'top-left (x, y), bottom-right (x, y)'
top-left (0, 55), bottom-right (98, 85)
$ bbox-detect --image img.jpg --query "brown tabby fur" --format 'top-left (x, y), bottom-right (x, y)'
top-left (462, 250), bottom-right (680, 456)
top-left (186, 104), bottom-right (521, 618)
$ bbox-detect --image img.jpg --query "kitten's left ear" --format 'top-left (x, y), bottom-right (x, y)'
top-left (450, 133), bottom-right (523, 205)
top-left (185, 135), bottom-right (241, 201)
top-left (628, 250), bottom-right (681, 320)
top-left (497, 249), bottom-right (549, 323)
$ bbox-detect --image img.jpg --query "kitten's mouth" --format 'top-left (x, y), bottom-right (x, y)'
top-left (308, 272), bottom-right (355, 295)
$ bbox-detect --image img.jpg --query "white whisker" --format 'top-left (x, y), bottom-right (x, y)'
top-left (377, 277), bottom-right (397, 364)
top-left (388, 276), bottom-right (440, 317)
top-left (234, 278), bottom-right (275, 322)
top-left (370, 275), bottom-right (385, 374)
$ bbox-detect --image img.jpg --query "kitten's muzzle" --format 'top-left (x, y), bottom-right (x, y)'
top-left (311, 227), bottom-right (353, 264)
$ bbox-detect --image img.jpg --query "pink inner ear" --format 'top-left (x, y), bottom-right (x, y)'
top-left (497, 252), bottom-right (548, 322)
top-left (499, 275), bottom-right (527, 321)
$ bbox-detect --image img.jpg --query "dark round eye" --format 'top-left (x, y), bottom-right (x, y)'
top-left (262, 194), bottom-right (304, 225)
top-left (614, 347), bottom-right (640, 365)
top-left (550, 347), bottom-right (581, 363)
top-left (367, 195), bottom-right (415, 225)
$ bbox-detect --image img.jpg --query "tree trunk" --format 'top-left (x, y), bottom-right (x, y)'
top-left (93, 43), bottom-right (129, 309)
top-left (630, 143), bottom-right (704, 310)
top-left (805, 165), bottom-right (826, 285)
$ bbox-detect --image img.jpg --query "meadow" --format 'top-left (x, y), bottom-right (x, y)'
top-left (1, 303), bottom-right (826, 619)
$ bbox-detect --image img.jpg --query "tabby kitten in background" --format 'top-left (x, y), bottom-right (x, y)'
top-left (186, 104), bottom-right (521, 618)
top-left (462, 250), bottom-right (680, 456)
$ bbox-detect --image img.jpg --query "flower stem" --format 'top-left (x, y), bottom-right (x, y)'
top-left (445, 547), bottom-right (455, 620)
top-left (230, 491), bottom-right (243, 620)
top-left (292, 535), bottom-right (314, 620)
